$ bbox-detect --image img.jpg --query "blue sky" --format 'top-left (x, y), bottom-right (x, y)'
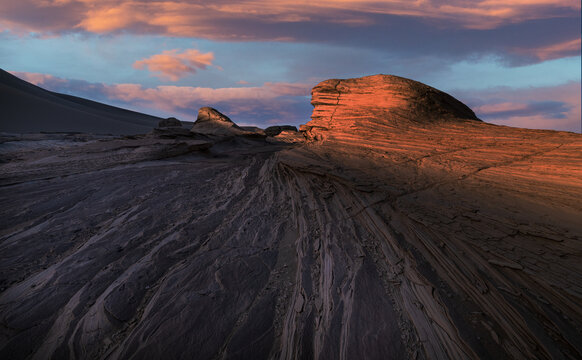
top-left (1, 1), bottom-right (580, 131)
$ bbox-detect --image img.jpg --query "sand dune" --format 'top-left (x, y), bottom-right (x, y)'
top-left (0, 69), bottom-right (161, 135)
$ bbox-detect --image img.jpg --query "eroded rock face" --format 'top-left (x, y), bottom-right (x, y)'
top-left (196, 107), bottom-right (236, 125)
top-left (191, 107), bottom-right (246, 136)
top-left (303, 74), bottom-right (479, 140)
top-left (1, 75), bottom-right (581, 360)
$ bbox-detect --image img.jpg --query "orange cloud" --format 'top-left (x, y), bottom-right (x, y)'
top-left (133, 49), bottom-right (215, 81)
top-left (467, 82), bottom-right (581, 132)
top-left (11, 72), bottom-right (67, 86)
top-left (101, 80), bottom-right (311, 122)
top-left (104, 81), bottom-right (310, 112)
top-left (1, 0), bottom-right (579, 36)
top-left (11, 70), bottom-right (579, 131)
top-left (474, 102), bottom-right (529, 114)
top-left (11, 70), bottom-right (312, 124)
top-left (79, 4), bottom-right (144, 33)
top-left (513, 38), bottom-right (581, 61)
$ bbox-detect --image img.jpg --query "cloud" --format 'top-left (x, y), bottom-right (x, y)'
top-left (102, 82), bottom-right (311, 116)
top-left (11, 71), bottom-right (580, 132)
top-left (12, 72), bottom-right (67, 86)
top-left (9, 71), bottom-right (312, 126)
top-left (460, 82), bottom-right (581, 132)
top-left (511, 38), bottom-right (581, 62)
top-left (102, 81), bottom-right (312, 125)
top-left (0, 1), bottom-right (579, 67)
top-left (133, 49), bottom-right (215, 81)
top-left (64, 1), bottom-right (582, 33)
top-left (474, 101), bottom-right (570, 119)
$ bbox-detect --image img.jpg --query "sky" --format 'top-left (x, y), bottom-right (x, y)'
top-left (1, 0), bottom-right (580, 132)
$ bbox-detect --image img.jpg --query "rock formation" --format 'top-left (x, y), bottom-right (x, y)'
top-left (191, 107), bottom-right (247, 136)
top-left (308, 75), bottom-right (478, 123)
top-left (265, 125), bottom-right (298, 137)
top-left (152, 117), bottom-right (194, 138)
top-left (158, 117), bottom-right (182, 128)
top-left (241, 126), bottom-right (267, 136)
top-left (1, 75), bottom-right (581, 360)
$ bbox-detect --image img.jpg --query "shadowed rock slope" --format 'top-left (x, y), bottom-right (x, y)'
top-left (1, 75), bottom-right (581, 360)
top-left (0, 69), bottom-right (161, 135)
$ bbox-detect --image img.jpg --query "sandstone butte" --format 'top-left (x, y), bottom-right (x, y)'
top-left (0, 74), bottom-right (581, 360)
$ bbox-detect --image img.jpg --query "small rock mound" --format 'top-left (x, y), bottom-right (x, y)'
top-left (240, 126), bottom-right (267, 137)
top-left (158, 117), bottom-right (182, 128)
top-left (191, 107), bottom-right (247, 136)
top-left (195, 107), bottom-right (237, 126)
top-left (303, 74), bottom-right (479, 136)
top-left (153, 116), bottom-right (192, 137)
top-left (265, 125), bottom-right (298, 137)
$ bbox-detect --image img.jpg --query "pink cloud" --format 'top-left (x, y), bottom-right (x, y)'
top-left (103, 82), bottom-right (310, 113)
top-left (474, 102), bottom-right (529, 113)
top-left (101, 80), bottom-right (312, 123)
top-left (462, 82), bottom-right (581, 132)
top-left (1, 1), bottom-right (578, 66)
top-left (1, 0), bottom-right (579, 36)
top-left (435, 0), bottom-right (580, 29)
top-left (512, 38), bottom-right (581, 62)
top-left (10, 71), bottom-right (67, 86)
top-left (9, 71), bottom-right (580, 132)
top-left (9, 71), bottom-right (312, 124)
top-left (133, 49), bottom-right (215, 81)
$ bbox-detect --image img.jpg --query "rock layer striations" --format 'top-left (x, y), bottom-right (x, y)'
top-left (303, 74), bottom-right (479, 140)
top-left (1, 75), bottom-right (581, 360)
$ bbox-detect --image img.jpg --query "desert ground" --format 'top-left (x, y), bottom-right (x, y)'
top-left (1, 73), bottom-right (581, 359)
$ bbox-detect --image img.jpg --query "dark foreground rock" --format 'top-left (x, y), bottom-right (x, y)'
top-left (1, 75), bottom-right (581, 360)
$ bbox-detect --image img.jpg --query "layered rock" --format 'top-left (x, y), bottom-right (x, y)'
top-left (302, 74), bottom-right (479, 141)
top-left (1, 75), bottom-right (581, 360)
top-left (191, 107), bottom-right (248, 136)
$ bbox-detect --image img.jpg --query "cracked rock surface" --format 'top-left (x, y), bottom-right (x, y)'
top-left (1, 75), bottom-right (581, 359)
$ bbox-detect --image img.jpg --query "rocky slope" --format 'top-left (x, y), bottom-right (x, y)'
top-left (1, 75), bottom-right (581, 360)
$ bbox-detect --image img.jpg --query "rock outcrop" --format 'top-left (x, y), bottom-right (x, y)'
top-left (302, 74), bottom-right (479, 141)
top-left (241, 126), bottom-right (267, 136)
top-left (265, 125), bottom-right (298, 137)
top-left (158, 117), bottom-right (182, 128)
top-left (1, 75), bottom-right (581, 360)
top-left (191, 107), bottom-right (247, 136)
top-left (153, 117), bottom-right (193, 137)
